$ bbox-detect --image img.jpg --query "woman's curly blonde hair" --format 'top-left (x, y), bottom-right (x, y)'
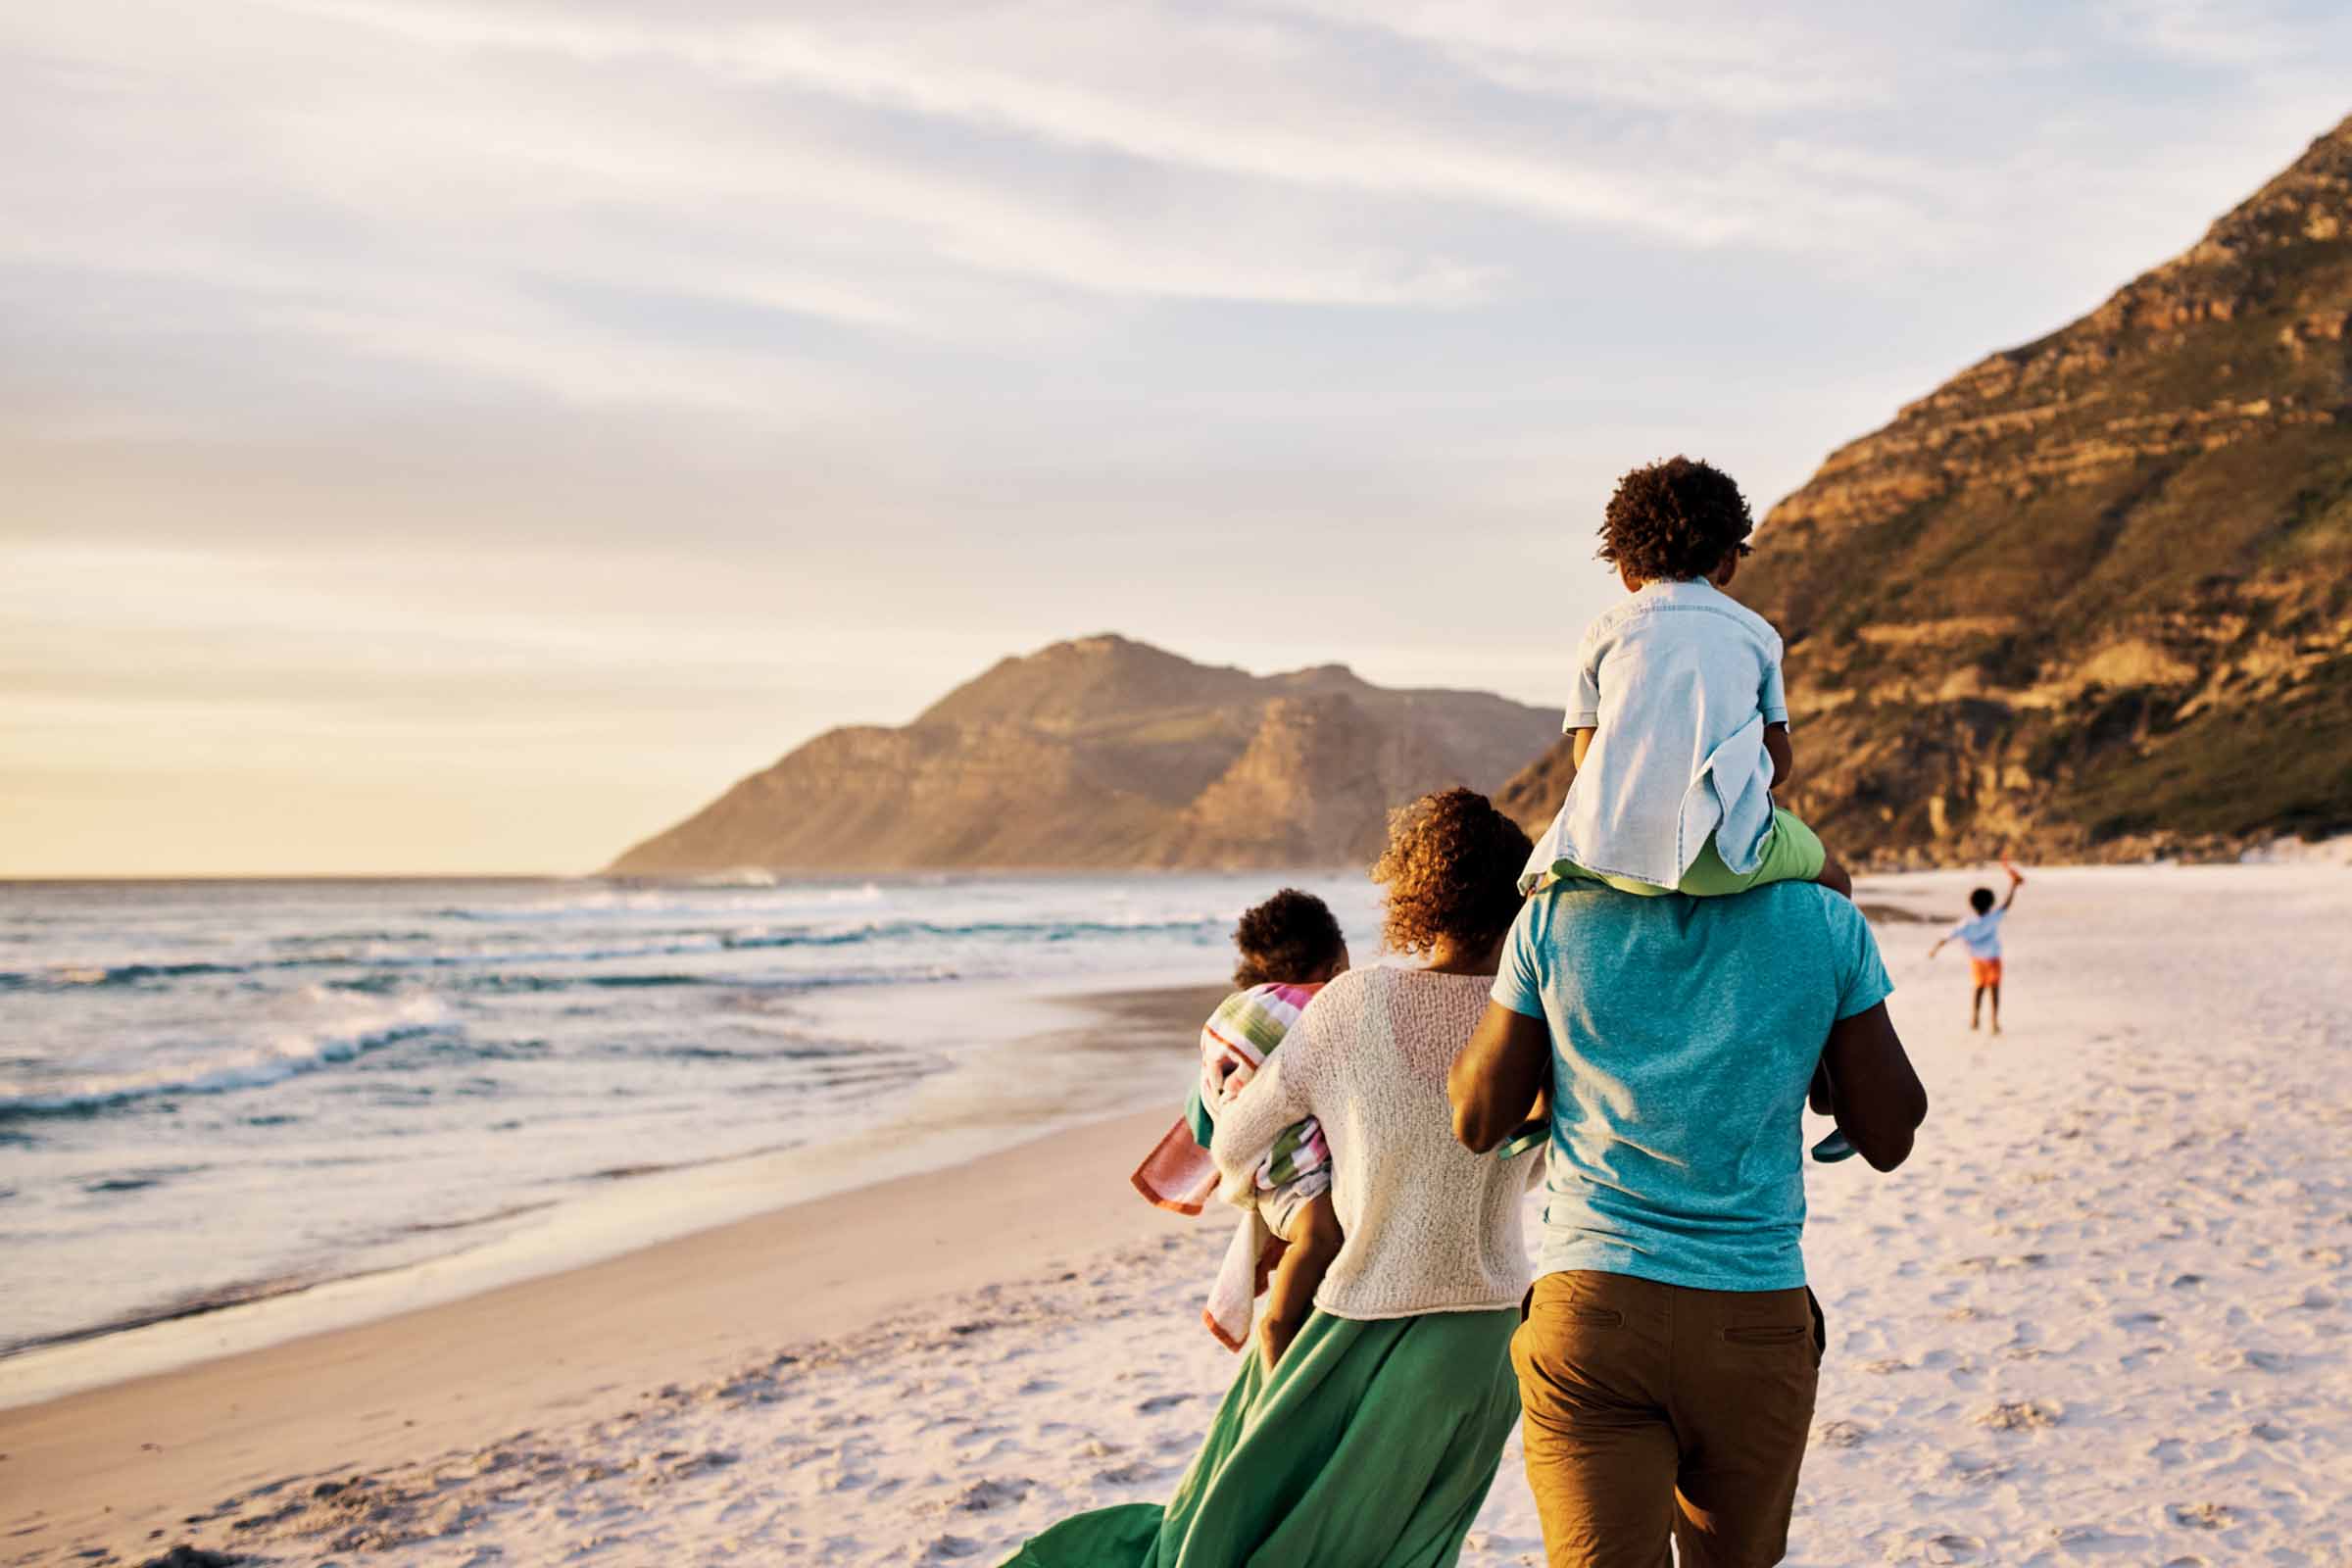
top-left (1371, 787), bottom-right (1531, 957)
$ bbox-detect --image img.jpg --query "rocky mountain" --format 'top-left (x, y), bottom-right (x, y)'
top-left (1502, 114), bottom-right (2352, 865)
top-left (609, 635), bottom-right (1556, 874)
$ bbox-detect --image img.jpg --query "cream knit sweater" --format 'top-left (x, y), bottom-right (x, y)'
top-left (1210, 965), bottom-right (1540, 1320)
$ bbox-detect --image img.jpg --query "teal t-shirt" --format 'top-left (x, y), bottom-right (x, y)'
top-left (1493, 880), bottom-right (1893, 1292)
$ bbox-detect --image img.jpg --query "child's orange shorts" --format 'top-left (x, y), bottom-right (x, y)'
top-left (1970, 957), bottom-right (2004, 987)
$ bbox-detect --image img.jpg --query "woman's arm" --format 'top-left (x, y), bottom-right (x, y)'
top-left (1209, 1013), bottom-right (1323, 1183)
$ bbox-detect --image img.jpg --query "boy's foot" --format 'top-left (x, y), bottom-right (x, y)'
top-left (1810, 1130), bottom-right (1858, 1163)
top-left (1969, 1018), bottom-right (1980, 1031)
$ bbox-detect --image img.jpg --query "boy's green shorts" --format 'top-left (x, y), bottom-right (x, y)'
top-left (1540, 808), bottom-right (1826, 898)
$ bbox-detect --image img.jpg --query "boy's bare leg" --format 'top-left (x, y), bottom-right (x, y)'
top-left (1813, 848), bottom-right (1854, 900)
top-left (1258, 1192), bottom-right (1344, 1374)
top-left (1988, 983), bottom-right (2002, 1036)
top-left (1971, 986), bottom-right (1984, 1030)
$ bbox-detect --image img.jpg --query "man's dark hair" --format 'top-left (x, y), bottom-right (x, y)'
top-left (1970, 887), bottom-right (1997, 914)
top-left (1232, 888), bottom-right (1347, 988)
top-left (1597, 457), bottom-right (1755, 584)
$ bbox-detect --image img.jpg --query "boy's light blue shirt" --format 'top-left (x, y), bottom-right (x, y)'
top-left (1524, 578), bottom-right (1788, 891)
top-left (1493, 881), bottom-right (1893, 1293)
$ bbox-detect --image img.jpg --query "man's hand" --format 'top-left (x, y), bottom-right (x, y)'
top-left (1820, 1003), bottom-right (1928, 1170)
top-left (1450, 1002), bottom-right (1551, 1152)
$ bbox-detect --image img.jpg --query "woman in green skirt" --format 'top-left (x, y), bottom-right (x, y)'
top-left (1004, 790), bottom-right (1545, 1568)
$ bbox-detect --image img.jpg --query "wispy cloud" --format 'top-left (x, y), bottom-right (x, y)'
top-left (270, 0), bottom-right (1946, 250)
top-left (1263, 1), bottom-right (1886, 114)
top-left (2096, 0), bottom-right (2300, 65)
top-left (5, 0), bottom-right (2351, 870)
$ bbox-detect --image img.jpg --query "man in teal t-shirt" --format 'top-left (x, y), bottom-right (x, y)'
top-left (1451, 879), bottom-right (1927, 1567)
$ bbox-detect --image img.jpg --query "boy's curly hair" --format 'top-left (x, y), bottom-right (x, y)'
top-left (1597, 457), bottom-right (1754, 584)
top-left (1372, 787), bottom-right (1532, 958)
top-left (1232, 887), bottom-right (1348, 988)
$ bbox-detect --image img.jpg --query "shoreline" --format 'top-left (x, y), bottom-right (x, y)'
top-left (0, 974), bottom-right (1233, 1561)
top-left (8, 864), bottom-right (2352, 1564)
top-left (0, 1094), bottom-right (1200, 1558)
top-left (0, 979), bottom-right (1226, 1413)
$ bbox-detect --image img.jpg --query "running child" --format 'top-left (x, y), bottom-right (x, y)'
top-left (1930, 862), bottom-right (2026, 1033)
top-left (1129, 889), bottom-right (1349, 1368)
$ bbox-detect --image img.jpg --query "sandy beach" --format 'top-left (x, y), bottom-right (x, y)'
top-left (8, 862), bottom-right (2352, 1566)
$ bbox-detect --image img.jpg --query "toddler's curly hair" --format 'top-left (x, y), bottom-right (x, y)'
top-left (1231, 888), bottom-right (1348, 988)
top-left (1372, 788), bottom-right (1531, 957)
top-left (1598, 457), bottom-right (1754, 584)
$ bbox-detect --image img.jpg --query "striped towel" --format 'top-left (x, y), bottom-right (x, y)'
top-left (1130, 982), bottom-right (1327, 1350)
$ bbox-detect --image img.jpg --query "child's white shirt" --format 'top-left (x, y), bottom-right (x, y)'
top-left (1523, 578), bottom-right (1788, 891)
top-left (1948, 909), bottom-right (2005, 958)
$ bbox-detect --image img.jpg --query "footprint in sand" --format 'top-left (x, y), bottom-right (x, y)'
top-left (1093, 1459), bottom-right (1162, 1486)
top-left (2047, 1523), bottom-right (2138, 1550)
top-left (945, 1478), bottom-right (1031, 1513)
top-left (1975, 1399), bottom-right (2063, 1432)
top-left (1922, 1534), bottom-right (1985, 1563)
top-left (1946, 1453), bottom-right (2010, 1486)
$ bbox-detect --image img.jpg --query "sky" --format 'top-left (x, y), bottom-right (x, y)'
top-left (6, 1), bottom-right (2351, 877)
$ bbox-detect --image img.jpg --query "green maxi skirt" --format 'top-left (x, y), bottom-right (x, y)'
top-left (1000, 1306), bottom-right (1521, 1568)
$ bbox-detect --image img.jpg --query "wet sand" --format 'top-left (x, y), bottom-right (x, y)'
top-left (13, 867), bottom-right (2352, 1565)
top-left (0, 986), bottom-right (1222, 1563)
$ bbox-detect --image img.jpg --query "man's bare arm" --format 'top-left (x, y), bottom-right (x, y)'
top-left (1821, 1003), bottom-right (1928, 1171)
top-left (1449, 1002), bottom-right (1551, 1153)
top-left (1764, 721), bottom-right (1793, 789)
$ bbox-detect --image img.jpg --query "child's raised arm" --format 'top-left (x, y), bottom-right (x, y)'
top-left (1999, 860), bottom-right (2025, 911)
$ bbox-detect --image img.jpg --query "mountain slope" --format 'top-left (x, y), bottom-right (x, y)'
top-left (610, 635), bottom-right (1556, 874)
top-left (1502, 114), bottom-right (2352, 863)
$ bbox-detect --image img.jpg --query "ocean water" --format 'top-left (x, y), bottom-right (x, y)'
top-left (0, 873), bottom-right (1382, 1366)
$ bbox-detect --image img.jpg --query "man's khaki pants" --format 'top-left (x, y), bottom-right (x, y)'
top-left (1510, 1270), bottom-right (1824, 1567)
